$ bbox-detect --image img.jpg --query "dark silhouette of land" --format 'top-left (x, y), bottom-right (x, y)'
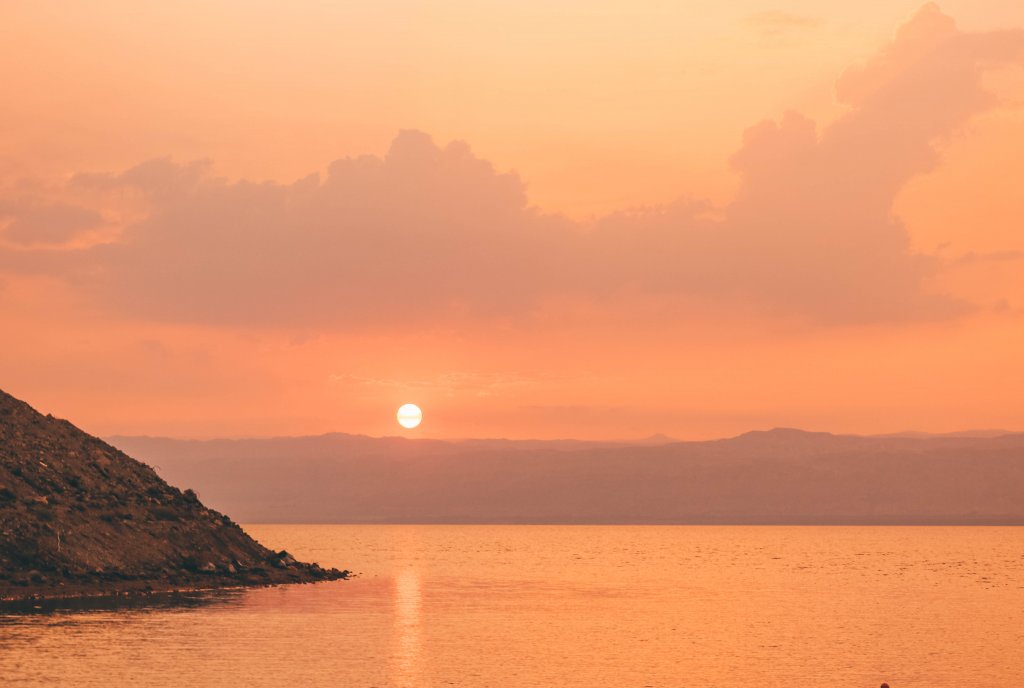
top-left (110, 427), bottom-right (1024, 525)
top-left (0, 389), bottom-right (347, 601)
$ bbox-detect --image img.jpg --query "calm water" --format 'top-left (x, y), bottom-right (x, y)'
top-left (2, 526), bottom-right (1023, 687)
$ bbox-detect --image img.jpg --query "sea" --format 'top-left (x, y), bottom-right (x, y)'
top-left (2, 525), bottom-right (1023, 687)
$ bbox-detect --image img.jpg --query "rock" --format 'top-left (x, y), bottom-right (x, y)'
top-left (0, 387), bottom-right (349, 601)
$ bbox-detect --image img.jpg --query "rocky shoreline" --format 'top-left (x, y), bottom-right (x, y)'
top-left (0, 550), bottom-right (349, 602)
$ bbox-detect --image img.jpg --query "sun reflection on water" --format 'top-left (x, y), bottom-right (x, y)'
top-left (392, 568), bottom-right (423, 687)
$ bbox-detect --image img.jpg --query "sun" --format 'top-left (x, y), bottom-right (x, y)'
top-left (397, 403), bottom-right (422, 429)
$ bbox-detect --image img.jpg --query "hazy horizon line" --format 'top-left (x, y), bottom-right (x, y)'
top-left (103, 426), bottom-right (1021, 445)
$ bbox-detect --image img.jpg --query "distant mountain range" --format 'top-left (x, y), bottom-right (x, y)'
top-left (106, 428), bottom-right (1024, 525)
top-left (872, 429), bottom-right (1015, 439)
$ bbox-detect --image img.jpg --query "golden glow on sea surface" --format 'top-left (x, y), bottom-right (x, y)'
top-left (397, 404), bottom-right (423, 429)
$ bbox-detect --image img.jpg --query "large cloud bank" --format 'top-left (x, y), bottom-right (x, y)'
top-left (2, 5), bottom-right (1021, 328)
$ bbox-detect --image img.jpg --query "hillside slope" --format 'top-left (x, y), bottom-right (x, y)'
top-left (0, 389), bottom-right (347, 601)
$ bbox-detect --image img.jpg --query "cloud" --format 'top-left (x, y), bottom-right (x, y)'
top-left (0, 200), bottom-right (103, 245)
top-left (1, 5), bottom-right (1021, 329)
top-left (589, 4), bottom-right (1023, 323)
top-left (67, 131), bottom-right (575, 327)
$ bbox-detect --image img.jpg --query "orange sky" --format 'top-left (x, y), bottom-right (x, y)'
top-left (1, 2), bottom-right (1023, 440)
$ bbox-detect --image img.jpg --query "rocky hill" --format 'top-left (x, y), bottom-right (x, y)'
top-left (0, 389), bottom-right (347, 601)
